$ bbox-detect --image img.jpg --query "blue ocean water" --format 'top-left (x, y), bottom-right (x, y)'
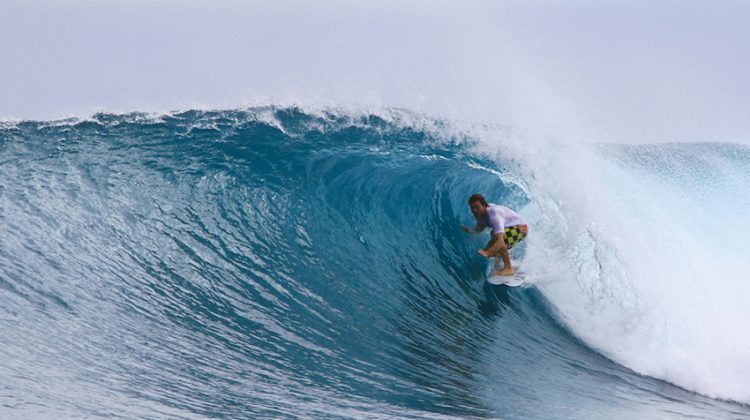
top-left (0, 107), bottom-right (748, 419)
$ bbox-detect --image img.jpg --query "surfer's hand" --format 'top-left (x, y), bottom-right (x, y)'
top-left (478, 249), bottom-right (489, 257)
top-left (462, 225), bottom-right (473, 234)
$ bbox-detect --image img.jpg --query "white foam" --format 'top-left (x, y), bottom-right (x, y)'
top-left (512, 140), bottom-right (750, 404)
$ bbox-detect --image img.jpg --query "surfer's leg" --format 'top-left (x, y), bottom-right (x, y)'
top-left (489, 233), bottom-right (513, 276)
top-left (493, 225), bottom-right (529, 276)
top-left (495, 248), bottom-right (513, 276)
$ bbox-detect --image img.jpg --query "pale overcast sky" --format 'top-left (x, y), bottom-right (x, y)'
top-left (2, 0), bottom-right (749, 143)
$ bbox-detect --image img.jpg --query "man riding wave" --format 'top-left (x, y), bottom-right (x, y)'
top-left (462, 194), bottom-right (528, 276)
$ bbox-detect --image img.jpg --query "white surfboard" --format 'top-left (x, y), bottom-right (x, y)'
top-left (486, 259), bottom-right (526, 286)
top-left (487, 273), bottom-right (525, 287)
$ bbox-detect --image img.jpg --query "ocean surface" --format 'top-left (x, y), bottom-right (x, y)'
top-left (1, 107), bottom-right (749, 419)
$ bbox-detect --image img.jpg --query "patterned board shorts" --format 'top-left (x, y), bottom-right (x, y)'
top-left (504, 224), bottom-right (528, 249)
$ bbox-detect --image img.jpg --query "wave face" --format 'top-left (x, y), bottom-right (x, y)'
top-left (0, 107), bottom-right (748, 419)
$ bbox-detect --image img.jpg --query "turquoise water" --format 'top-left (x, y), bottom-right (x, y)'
top-left (0, 107), bottom-right (748, 418)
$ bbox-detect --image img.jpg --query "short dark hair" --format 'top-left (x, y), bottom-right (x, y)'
top-left (468, 194), bottom-right (488, 207)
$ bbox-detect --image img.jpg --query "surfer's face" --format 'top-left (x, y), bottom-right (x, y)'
top-left (470, 201), bottom-right (487, 218)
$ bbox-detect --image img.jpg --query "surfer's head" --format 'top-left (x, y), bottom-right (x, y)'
top-left (468, 194), bottom-right (489, 218)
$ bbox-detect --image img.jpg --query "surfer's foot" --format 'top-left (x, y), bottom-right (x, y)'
top-left (495, 267), bottom-right (514, 276)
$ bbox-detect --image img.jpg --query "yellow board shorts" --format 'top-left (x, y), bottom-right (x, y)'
top-left (504, 224), bottom-right (528, 249)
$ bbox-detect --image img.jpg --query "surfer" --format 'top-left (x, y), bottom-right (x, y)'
top-left (462, 194), bottom-right (528, 276)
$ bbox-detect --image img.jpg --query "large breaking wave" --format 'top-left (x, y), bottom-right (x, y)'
top-left (0, 107), bottom-right (748, 419)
